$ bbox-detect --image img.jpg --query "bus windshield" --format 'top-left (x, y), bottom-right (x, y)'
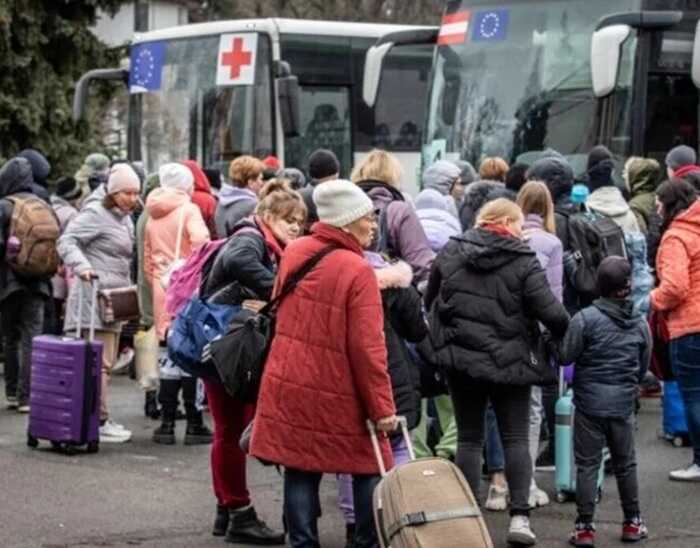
top-left (426, 0), bottom-right (639, 172)
top-left (128, 34), bottom-right (273, 173)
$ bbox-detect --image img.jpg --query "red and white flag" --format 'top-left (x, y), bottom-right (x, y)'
top-left (438, 12), bottom-right (470, 46)
top-left (217, 33), bottom-right (258, 86)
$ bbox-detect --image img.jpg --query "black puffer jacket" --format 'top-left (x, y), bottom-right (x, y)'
top-left (0, 158), bottom-right (51, 301)
top-left (561, 298), bottom-right (651, 418)
top-left (202, 218), bottom-right (279, 303)
top-left (425, 228), bottom-right (569, 385)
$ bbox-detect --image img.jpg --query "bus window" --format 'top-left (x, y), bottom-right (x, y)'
top-left (284, 85), bottom-right (353, 176)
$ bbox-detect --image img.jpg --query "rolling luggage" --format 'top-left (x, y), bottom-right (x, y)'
top-left (368, 417), bottom-right (493, 548)
top-left (555, 368), bottom-right (604, 503)
top-left (662, 380), bottom-right (690, 447)
top-left (27, 280), bottom-right (103, 455)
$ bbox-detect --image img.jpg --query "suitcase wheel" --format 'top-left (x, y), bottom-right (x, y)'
top-left (27, 434), bottom-right (39, 449)
top-left (673, 436), bottom-right (684, 448)
top-left (555, 492), bottom-right (568, 504)
top-left (63, 444), bottom-right (78, 456)
top-left (87, 441), bottom-right (99, 454)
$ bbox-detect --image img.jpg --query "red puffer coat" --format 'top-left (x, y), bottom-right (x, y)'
top-left (250, 223), bottom-right (396, 474)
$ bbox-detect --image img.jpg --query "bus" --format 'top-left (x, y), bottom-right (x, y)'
top-left (73, 18), bottom-right (433, 194)
top-left (364, 1), bottom-right (700, 177)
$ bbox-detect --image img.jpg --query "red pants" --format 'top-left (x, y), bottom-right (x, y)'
top-left (204, 380), bottom-right (254, 509)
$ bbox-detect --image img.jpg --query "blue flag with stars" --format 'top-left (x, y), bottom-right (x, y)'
top-left (472, 9), bottom-right (509, 42)
top-left (129, 41), bottom-right (166, 93)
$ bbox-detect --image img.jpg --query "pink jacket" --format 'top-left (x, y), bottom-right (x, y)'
top-left (144, 188), bottom-right (210, 340)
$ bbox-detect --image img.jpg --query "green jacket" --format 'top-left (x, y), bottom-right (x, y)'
top-left (628, 158), bottom-right (662, 233)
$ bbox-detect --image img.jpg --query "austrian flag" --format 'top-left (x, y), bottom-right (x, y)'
top-left (438, 12), bottom-right (470, 45)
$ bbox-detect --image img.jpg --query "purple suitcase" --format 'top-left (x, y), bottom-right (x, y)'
top-left (27, 280), bottom-right (103, 454)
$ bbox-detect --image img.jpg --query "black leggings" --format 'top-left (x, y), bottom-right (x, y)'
top-left (447, 370), bottom-right (532, 516)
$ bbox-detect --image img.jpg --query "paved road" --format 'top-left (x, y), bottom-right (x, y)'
top-left (1, 376), bottom-right (699, 548)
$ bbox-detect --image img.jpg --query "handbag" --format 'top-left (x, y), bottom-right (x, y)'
top-left (98, 285), bottom-right (140, 323)
top-left (160, 205), bottom-right (186, 291)
top-left (203, 244), bottom-right (338, 402)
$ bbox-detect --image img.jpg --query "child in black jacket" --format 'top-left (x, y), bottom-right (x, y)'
top-left (561, 256), bottom-right (651, 547)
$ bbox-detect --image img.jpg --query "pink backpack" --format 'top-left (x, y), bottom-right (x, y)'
top-left (165, 239), bottom-right (227, 316)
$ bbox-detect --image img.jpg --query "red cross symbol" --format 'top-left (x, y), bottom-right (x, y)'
top-left (221, 38), bottom-right (253, 80)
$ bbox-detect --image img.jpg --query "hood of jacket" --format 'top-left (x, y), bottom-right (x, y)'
top-left (670, 198), bottom-right (700, 237)
top-left (218, 183), bottom-right (257, 207)
top-left (415, 188), bottom-right (451, 211)
top-left (0, 157), bottom-right (34, 197)
top-left (182, 160), bottom-right (212, 195)
top-left (356, 179), bottom-right (405, 209)
top-left (19, 149), bottom-right (51, 185)
top-left (82, 183), bottom-right (107, 208)
top-left (365, 252), bottom-right (414, 289)
top-left (527, 156), bottom-right (574, 202)
top-left (627, 157), bottom-right (661, 196)
top-left (453, 228), bottom-right (534, 272)
top-left (587, 186), bottom-right (632, 219)
top-left (593, 297), bottom-right (639, 328)
top-left (145, 187), bottom-right (191, 220)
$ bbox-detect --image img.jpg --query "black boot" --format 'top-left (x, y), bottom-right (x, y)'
top-left (225, 506), bottom-right (285, 545)
top-left (144, 390), bottom-right (160, 420)
top-left (345, 523), bottom-right (355, 548)
top-left (152, 419), bottom-right (176, 444)
top-left (184, 413), bottom-right (214, 445)
top-left (153, 379), bottom-right (179, 445)
top-left (213, 504), bottom-right (229, 537)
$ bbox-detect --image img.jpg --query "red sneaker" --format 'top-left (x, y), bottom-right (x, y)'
top-left (622, 517), bottom-right (648, 543)
top-left (570, 522), bottom-right (596, 547)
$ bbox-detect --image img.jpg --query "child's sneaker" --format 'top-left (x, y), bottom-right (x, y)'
top-left (484, 483), bottom-right (508, 511)
top-left (569, 521), bottom-right (596, 547)
top-left (621, 517), bottom-right (648, 543)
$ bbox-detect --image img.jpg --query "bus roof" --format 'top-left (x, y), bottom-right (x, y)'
top-left (133, 18), bottom-right (432, 44)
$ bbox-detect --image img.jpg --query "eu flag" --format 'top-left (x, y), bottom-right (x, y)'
top-left (129, 41), bottom-right (167, 92)
top-left (472, 9), bottom-right (509, 42)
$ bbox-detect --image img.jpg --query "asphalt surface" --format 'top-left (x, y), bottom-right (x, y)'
top-left (1, 376), bottom-right (699, 548)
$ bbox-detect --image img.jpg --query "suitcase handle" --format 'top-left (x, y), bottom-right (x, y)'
top-left (367, 416), bottom-right (415, 478)
top-left (75, 277), bottom-right (99, 342)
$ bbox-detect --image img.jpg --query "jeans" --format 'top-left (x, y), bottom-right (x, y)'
top-left (1, 292), bottom-right (44, 405)
top-left (574, 411), bottom-right (639, 522)
top-left (485, 405), bottom-right (505, 473)
top-left (204, 380), bottom-right (254, 509)
top-left (670, 333), bottom-right (700, 465)
top-left (338, 436), bottom-right (410, 524)
top-left (286, 468), bottom-right (379, 548)
top-left (447, 370), bottom-right (532, 516)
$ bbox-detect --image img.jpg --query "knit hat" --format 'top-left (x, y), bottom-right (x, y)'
top-left (263, 155), bottom-right (281, 171)
top-left (308, 149), bottom-right (340, 180)
top-left (665, 145), bottom-right (697, 170)
top-left (159, 163), bottom-right (194, 193)
top-left (280, 167), bottom-right (307, 189)
top-left (106, 163), bottom-right (140, 195)
top-left (313, 179), bottom-right (374, 227)
top-left (452, 160), bottom-right (477, 185)
top-left (597, 256), bottom-right (632, 298)
top-left (55, 176), bottom-right (81, 201)
top-left (422, 160), bottom-right (461, 195)
top-left (85, 153), bottom-right (111, 174)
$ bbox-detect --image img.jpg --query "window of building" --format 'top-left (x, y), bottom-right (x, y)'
top-left (134, 1), bottom-right (150, 33)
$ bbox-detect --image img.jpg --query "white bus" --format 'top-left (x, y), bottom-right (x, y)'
top-left (74, 18), bottom-right (433, 194)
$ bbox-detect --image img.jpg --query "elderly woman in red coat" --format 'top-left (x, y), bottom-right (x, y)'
top-left (251, 179), bottom-right (397, 548)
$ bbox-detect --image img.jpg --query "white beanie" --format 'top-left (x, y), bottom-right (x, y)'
top-left (106, 163), bottom-right (140, 194)
top-left (313, 179), bottom-right (374, 227)
top-left (159, 163), bottom-right (194, 193)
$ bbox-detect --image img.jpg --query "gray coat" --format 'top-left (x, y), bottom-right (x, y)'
top-left (58, 201), bottom-right (134, 333)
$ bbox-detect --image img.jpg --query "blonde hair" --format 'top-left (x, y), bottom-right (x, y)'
top-left (229, 156), bottom-right (265, 188)
top-left (255, 179), bottom-right (307, 222)
top-left (516, 181), bottom-right (556, 234)
top-left (479, 157), bottom-right (509, 182)
top-left (351, 149), bottom-right (403, 188)
top-left (475, 198), bottom-right (523, 227)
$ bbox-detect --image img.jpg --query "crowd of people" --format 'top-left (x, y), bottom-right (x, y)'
top-left (0, 142), bottom-right (699, 547)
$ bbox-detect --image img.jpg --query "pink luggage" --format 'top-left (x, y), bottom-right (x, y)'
top-left (27, 280), bottom-right (103, 455)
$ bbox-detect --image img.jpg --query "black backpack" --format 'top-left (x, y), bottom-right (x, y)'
top-left (566, 210), bottom-right (627, 300)
top-left (202, 245), bottom-right (338, 403)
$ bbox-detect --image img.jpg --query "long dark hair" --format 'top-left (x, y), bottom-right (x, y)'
top-left (657, 179), bottom-right (697, 231)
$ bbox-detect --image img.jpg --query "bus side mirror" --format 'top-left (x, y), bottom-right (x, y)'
top-left (276, 61), bottom-right (300, 138)
top-left (692, 20), bottom-right (700, 88)
top-left (591, 24), bottom-right (631, 98)
top-left (363, 43), bottom-right (393, 108)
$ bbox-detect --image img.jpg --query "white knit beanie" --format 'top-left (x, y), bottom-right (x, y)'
top-left (106, 163), bottom-right (140, 194)
top-left (159, 163), bottom-right (194, 193)
top-left (313, 179), bottom-right (374, 227)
